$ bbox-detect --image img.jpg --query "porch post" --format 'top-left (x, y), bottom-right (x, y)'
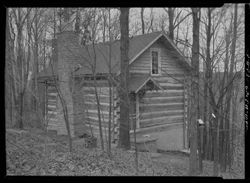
top-left (136, 94), bottom-right (140, 129)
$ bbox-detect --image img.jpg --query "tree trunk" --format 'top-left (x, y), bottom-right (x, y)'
top-left (118, 8), bottom-right (130, 150)
top-left (25, 11), bottom-right (32, 114)
top-left (75, 8), bottom-right (81, 34)
top-left (33, 8), bottom-right (39, 113)
top-left (213, 109), bottom-right (220, 176)
top-left (108, 8), bottom-right (112, 155)
top-left (225, 4), bottom-right (238, 170)
top-left (141, 8), bottom-right (145, 34)
top-left (93, 78), bottom-right (105, 150)
top-left (16, 9), bottom-right (24, 129)
top-left (102, 9), bottom-right (106, 42)
top-left (53, 8), bottom-right (57, 38)
top-left (189, 8), bottom-right (200, 176)
top-left (5, 8), bottom-right (12, 127)
top-left (220, 26), bottom-right (231, 172)
top-left (168, 8), bottom-right (174, 41)
top-left (10, 41), bottom-right (18, 128)
top-left (9, 12), bottom-right (18, 127)
top-left (59, 8), bottom-right (62, 33)
top-left (204, 8), bottom-right (212, 160)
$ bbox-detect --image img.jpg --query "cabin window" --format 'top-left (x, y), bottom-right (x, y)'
top-left (151, 49), bottom-right (160, 75)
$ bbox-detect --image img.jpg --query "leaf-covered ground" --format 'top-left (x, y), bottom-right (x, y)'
top-left (6, 128), bottom-right (244, 177)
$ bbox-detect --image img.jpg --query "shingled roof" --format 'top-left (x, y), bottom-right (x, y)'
top-left (38, 31), bottom-right (190, 78)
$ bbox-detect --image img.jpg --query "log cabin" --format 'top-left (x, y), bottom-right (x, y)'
top-left (37, 30), bottom-right (192, 151)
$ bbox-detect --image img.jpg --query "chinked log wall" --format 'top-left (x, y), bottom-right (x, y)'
top-left (140, 89), bottom-right (184, 128)
top-left (46, 81), bottom-right (86, 137)
top-left (46, 84), bottom-right (76, 136)
top-left (82, 84), bottom-right (119, 142)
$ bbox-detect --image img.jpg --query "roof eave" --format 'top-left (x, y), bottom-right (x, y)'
top-left (134, 77), bottom-right (163, 93)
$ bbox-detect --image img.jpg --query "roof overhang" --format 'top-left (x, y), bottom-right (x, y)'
top-left (129, 75), bottom-right (163, 93)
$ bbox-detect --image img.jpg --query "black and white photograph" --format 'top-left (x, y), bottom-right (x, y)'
top-left (5, 5), bottom-right (245, 178)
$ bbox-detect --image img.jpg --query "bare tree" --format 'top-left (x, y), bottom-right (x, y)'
top-left (203, 8), bottom-right (213, 163)
top-left (167, 8), bottom-right (174, 40)
top-left (189, 7), bottom-right (200, 176)
top-left (140, 8), bottom-right (145, 34)
top-left (119, 8), bottom-right (130, 150)
top-left (32, 8), bottom-right (40, 113)
top-left (164, 8), bottom-right (192, 42)
top-left (75, 8), bottom-right (81, 34)
top-left (222, 4), bottom-right (238, 172)
top-left (107, 8), bottom-right (112, 155)
top-left (147, 8), bottom-right (154, 33)
top-left (101, 8), bottom-right (107, 42)
top-left (10, 8), bottom-right (32, 129)
top-left (5, 8), bottom-right (12, 127)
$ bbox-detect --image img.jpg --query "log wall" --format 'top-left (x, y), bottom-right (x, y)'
top-left (139, 90), bottom-right (184, 128)
top-left (82, 86), bottom-right (119, 143)
top-left (129, 41), bottom-right (186, 75)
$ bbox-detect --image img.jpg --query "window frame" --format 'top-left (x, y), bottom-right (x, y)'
top-left (150, 48), bottom-right (161, 76)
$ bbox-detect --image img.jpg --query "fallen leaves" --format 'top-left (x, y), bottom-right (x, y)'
top-left (6, 128), bottom-right (244, 177)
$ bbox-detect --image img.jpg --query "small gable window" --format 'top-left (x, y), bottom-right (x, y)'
top-left (151, 49), bottom-right (160, 75)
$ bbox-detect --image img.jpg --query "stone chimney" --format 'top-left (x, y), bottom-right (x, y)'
top-left (54, 30), bottom-right (86, 137)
